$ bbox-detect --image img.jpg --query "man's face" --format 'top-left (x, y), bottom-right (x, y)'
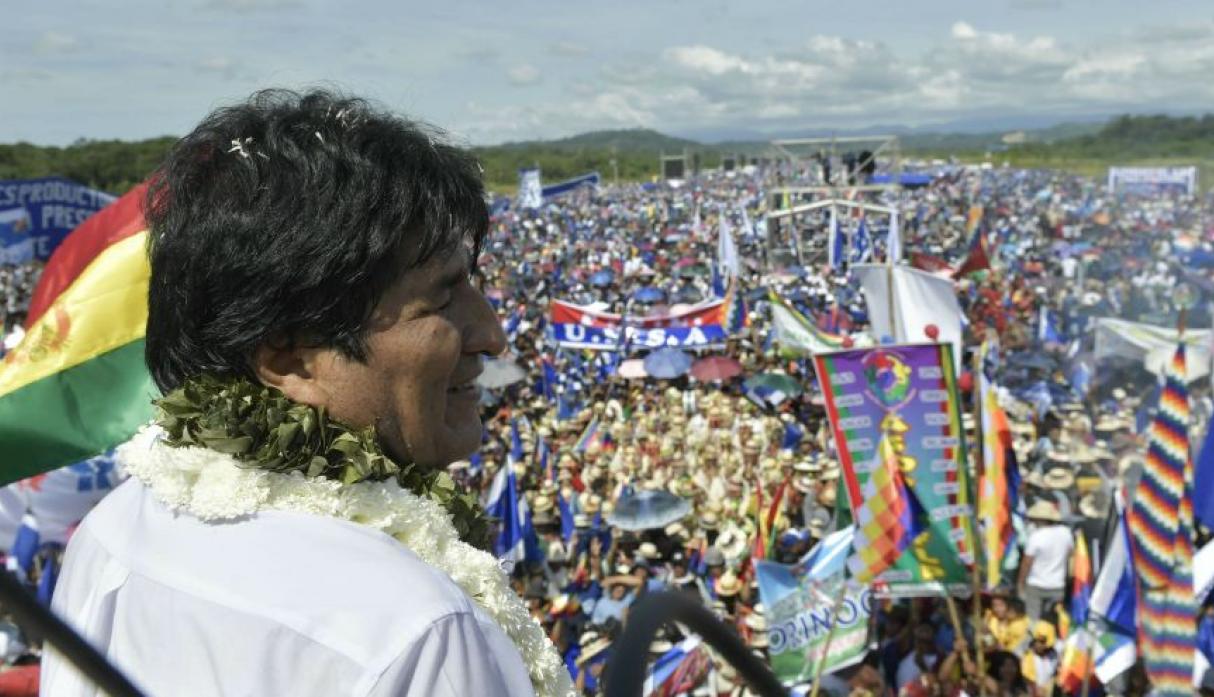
top-left (991, 597), bottom-right (1008, 620)
top-left (304, 245), bottom-right (506, 467)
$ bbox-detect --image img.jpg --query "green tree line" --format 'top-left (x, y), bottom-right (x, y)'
top-left (2, 114), bottom-right (1212, 195)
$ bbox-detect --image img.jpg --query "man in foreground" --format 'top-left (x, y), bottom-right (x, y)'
top-left (42, 89), bottom-right (572, 696)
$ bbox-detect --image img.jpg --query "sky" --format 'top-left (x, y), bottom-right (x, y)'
top-left (4, 0), bottom-right (1214, 146)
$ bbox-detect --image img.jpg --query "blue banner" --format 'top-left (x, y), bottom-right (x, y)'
top-left (0, 177), bottom-right (116, 263)
top-left (542, 172), bottom-right (599, 200)
top-left (548, 322), bottom-right (727, 350)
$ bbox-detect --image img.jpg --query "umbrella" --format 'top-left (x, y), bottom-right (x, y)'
top-left (477, 357), bottom-right (527, 389)
top-left (691, 356), bottom-right (743, 382)
top-left (590, 270), bottom-right (615, 287)
top-left (643, 348), bottom-right (693, 379)
top-left (617, 358), bottom-right (648, 379)
top-left (607, 490), bottom-right (692, 531)
top-left (673, 286), bottom-right (702, 304)
top-left (633, 286), bottom-right (666, 303)
top-left (743, 372), bottom-right (803, 406)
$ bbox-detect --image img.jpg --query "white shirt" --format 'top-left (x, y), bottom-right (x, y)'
top-left (1024, 524), bottom-right (1074, 590)
top-left (42, 479), bottom-right (534, 697)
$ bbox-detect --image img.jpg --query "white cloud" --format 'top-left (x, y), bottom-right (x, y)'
top-left (507, 64), bottom-right (541, 86)
top-left (455, 19), bottom-right (1214, 141)
top-left (34, 31), bottom-right (77, 54)
top-left (196, 56), bottom-right (239, 79)
top-left (549, 41), bottom-right (588, 57)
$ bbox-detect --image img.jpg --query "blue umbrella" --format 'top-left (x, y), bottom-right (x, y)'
top-left (643, 348), bottom-right (693, 379)
top-left (590, 270), bottom-right (615, 287)
top-left (607, 490), bottom-right (692, 531)
top-left (633, 286), bottom-right (666, 303)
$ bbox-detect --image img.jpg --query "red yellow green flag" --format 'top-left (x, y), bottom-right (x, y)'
top-left (0, 184), bottom-right (155, 485)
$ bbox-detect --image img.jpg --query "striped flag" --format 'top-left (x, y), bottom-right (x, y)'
top-left (1057, 627), bottom-right (1097, 695)
top-left (721, 280), bottom-right (748, 333)
top-left (768, 290), bottom-right (847, 356)
top-left (1090, 500), bottom-right (1138, 683)
top-left (1071, 532), bottom-right (1093, 627)
top-left (828, 206), bottom-right (844, 271)
top-left (0, 184), bottom-right (156, 484)
top-left (1127, 343), bottom-right (1198, 696)
top-left (977, 340), bottom-right (1021, 588)
top-left (574, 416), bottom-right (601, 453)
top-left (846, 434), bottom-right (926, 583)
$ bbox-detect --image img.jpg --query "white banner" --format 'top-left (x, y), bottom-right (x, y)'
top-left (854, 264), bottom-right (963, 372)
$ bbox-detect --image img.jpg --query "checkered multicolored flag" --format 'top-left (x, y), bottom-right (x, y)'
top-left (1127, 343), bottom-right (1198, 696)
top-left (846, 433), bottom-right (927, 583)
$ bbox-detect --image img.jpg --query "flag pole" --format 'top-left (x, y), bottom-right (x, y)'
top-left (970, 340), bottom-right (988, 697)
top-left (1078, 626), bottom-right (1096, 697)
top-left (809, 589), bottom-right (850, 697)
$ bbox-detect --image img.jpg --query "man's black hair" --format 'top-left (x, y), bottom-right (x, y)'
top-left (144, 88), bottom-right (488, 392)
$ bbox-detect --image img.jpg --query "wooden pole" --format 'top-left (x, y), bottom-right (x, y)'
top-left (1078, 628), bottom-right (1097, 697)
top-left (885, 262), bottom-right (897, 340)
top-left (809, 590), bottom-right (851, 697)
top-left (971, 342), bottom-right (988, 696)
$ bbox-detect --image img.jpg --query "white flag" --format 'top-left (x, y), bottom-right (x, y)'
top-left (887, 210), bottom-right (902, 263)
top-left (854, 264), bottom-right (963, 373)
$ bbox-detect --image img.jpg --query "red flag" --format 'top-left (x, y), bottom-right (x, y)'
top-left (952, 229), bottom-right (990, 278)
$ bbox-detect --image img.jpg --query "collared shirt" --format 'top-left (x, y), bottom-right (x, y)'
top-left (42, 479), bottom-right (534, 697)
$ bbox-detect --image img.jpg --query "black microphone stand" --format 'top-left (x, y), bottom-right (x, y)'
top-left (604, 591), bottom-right (787, 697)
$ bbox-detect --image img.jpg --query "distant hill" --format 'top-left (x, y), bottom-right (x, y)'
top-left (491, 128), bottom-right (699, 154)
top-left (2, 115), bottom-right (1210, 194)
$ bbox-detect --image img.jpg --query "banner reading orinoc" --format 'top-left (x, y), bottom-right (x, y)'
top-left (813, 342), bottom-right (975, 593)
top-left (0, 178), bottom-right (116, 263)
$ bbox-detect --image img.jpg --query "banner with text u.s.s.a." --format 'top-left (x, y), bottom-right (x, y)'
top-left (813, 342), bottom-right (975, 594)
top-left (548, 297), bottom-right (730, 351)
top-left (0, 178), bottom-right (117, 263)
top-left (755, 561), bottom-right (872, 684)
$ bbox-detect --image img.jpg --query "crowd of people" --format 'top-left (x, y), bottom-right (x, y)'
top-left (1, 158), bottom-right (1212, 696)
top-left (451, 163), bottom-right (1214, 696)
top-left (0, 261), bottom-right (40, 355)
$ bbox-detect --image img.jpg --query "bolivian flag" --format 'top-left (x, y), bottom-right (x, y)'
top-left (0, 183), bottom-right (156, 485)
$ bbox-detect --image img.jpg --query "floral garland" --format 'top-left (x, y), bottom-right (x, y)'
top-left (118, 426), bottom-right (575, 697)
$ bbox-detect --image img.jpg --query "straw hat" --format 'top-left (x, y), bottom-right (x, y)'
top-left (1026, 500), bottom-right (1062, 523)
top-left (715, 570), bottom-right (743, 597)
top-left (1043, 468), bottom-right (1075, 491)
top-left (1078, 492), bottom-right (1106, 520)
top-left (649, 639), bottom-right (673, 654)
top-left (638, 542), bottom-right (661, 561)
top-left (576, 637), bottom-right (613, 666)
top-left (792, 476), bottom-right (815, 494)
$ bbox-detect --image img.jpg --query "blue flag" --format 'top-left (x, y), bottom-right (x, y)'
top-left (1038, 306), bottom-right (1064, 344)
top-left (780, 422), bottom-right (803, 451)
top-left (1196, 421), bottom-right (1214, 532)
top-left (828, 206), bottom-right (845, 271)
top-left (36, 552), bottom-right (58, 606)
top-left (558, 491), bottom-right (575, 542)
top-left (9, 515), bottom-right (39, 578)
top-left (851, 217), bottom-right (871, 263)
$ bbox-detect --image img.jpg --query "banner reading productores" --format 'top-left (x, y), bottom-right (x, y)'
top-left (0, 178), bottom-right (116, 263)
top-left (755, 561), bottom-right (871, 684)
top-left (813, 343), bottom-right (975, 592)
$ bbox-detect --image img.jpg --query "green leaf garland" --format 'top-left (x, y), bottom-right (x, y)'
top-left (154, 374), bottom-right (491, 549)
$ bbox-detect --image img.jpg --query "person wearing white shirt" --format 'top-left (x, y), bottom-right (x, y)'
top-left (42, 90), bottom-right (567, 697)
top-left (1016, 500), bottom-right (1074, 622)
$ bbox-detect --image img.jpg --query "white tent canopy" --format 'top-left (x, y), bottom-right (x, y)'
top-left (1092, 317), bottom-right (1213, 383)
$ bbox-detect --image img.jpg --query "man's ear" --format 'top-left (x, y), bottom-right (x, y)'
top-left (251, 342), bottom-right (333, 408)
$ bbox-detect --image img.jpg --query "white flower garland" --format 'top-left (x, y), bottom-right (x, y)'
top-left (117, 427), bottom-right (574, 697)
